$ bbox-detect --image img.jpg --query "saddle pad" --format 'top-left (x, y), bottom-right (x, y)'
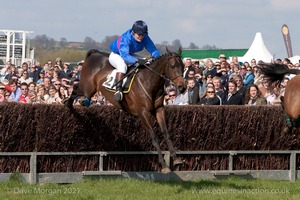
top-left (102, 69), bottom-right (138, 93)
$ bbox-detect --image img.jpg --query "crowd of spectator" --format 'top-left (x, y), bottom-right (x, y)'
top-left (164, 55), bottom-right (299, 106)
top-left (0, 54), bottom-right (298, 107)
top-left (0, 58), bottom-right (107, 105)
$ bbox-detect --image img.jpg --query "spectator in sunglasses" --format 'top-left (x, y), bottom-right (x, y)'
top-left (243, 67), bottom-right (254, 86)
top-left (19, 82), bottom-right (31, 103)
top-left (199, 86), bottom-right (220, 105)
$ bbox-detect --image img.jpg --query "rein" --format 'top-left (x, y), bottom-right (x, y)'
top-left (136, 55), bottom-right (181, 104)
top-left (143, 55), bottom-right (182, 82)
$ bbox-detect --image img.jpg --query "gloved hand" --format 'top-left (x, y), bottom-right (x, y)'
top-left (136, 59), bottom-right (145, 66)
top-left (145, 57), bottom-right (154, 65)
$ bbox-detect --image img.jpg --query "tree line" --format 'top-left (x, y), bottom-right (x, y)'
top-left (31, 35), bottom-right (219, 64)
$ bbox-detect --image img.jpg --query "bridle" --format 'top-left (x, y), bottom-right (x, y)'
top-left (143, 54), bottom-right (183, 82)
top-left (135, 54), bottom-right (183, 104)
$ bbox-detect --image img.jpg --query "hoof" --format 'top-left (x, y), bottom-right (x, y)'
top-left (63, 98), bottom-right (73, 109)
top-left (281, 127), bottom-right (290, 134)
top-left (173, 158), bottom-right (184, 166)
top-left (161, 167), bottom-right (171, 174)
top-left (62, 98), bottom-right (68, 105)
top-left (78, 99), bottom-right (85, 106)
top-left (281, 126), bottom-right (293, 136)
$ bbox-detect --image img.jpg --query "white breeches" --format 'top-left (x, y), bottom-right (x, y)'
top-left (109, 52), bottom-right (144, 74)
top-left (109, 52), bottom-right (128, 74)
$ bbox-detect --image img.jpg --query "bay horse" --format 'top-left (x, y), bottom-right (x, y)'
top-left (258, 63), bottom-right (300, 132)
top-left (65, 48), bottom-right (186, 173)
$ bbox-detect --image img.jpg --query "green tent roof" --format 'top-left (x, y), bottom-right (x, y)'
top-left (182, 49), bottom-right (248, 59)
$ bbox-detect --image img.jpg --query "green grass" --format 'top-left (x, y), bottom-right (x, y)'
top-left (0, 177), bottom-right (299, 200)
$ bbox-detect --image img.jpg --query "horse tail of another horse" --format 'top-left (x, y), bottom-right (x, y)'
top-left (258, 63), bottom-right (300, 83)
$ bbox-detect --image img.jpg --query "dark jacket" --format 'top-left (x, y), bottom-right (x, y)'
top-left (188, 86), bottom-right (200, 105)
top-left (220, 74), bottom-right (229, 89)
top-left (237, 86), bottom-right (247, 104)
top-left (206, 68), bottom-right (217, 78)
top-left (216, 90), bottom-right (226, 104)
top-left (199, 96), bottom-right (220, 105)
top-left (28, 70), bottom-right (39, 82)
top-left (61, 69), bottom-right (72, 78)
top-left (224, 91), bottom-right (244, 105)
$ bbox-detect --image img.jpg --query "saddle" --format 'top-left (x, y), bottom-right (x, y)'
top-left (102, 68), bottom-right (139, 93)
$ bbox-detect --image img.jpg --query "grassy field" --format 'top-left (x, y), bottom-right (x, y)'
top-left (0, 176), bottom-right (299, 200)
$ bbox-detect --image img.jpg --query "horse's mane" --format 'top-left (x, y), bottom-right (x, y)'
top-left (258, 62), bottom-right (299, 83)
top-left (151, 51), bottom-right (179, 63)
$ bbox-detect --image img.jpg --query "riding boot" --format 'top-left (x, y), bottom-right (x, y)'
top-left (114, 72), bottom-right (125, 101)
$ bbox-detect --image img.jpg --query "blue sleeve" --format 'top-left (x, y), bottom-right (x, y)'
top-left (119, 37), bottom-right (138, 64)
top-left (144, 35), bottom-right (160, 58)
top-left (244, 74), bottom-right (254, 86)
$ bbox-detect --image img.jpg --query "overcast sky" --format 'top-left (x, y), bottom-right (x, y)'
top-left (0, 0), bottom-right (299, 59)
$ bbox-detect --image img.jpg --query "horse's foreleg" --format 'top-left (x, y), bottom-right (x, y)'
top-left (156, 107), bottom-right (183, 167)
top-left (139, 112), bottom-right (171, 173)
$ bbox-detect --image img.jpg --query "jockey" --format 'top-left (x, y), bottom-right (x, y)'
top-left (109, 20), bottom-right (160, 101)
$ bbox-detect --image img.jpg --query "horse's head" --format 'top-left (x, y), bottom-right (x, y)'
top-left (164, 47), bottom-right (186, 93)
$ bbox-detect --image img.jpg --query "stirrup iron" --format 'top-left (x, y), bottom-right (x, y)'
top-left (114, 91), bottom-right (123, 101)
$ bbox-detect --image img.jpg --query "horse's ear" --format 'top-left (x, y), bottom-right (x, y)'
top-left (178, 47), bottom-right (182, 55)
top-left (166, 46), bottom-right (171, 54)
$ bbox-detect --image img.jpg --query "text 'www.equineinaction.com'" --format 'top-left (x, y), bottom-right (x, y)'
top-left (192, 188), bottom-right (290, 195)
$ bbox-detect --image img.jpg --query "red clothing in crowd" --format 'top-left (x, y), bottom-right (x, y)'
top-left (19, 94), bottom-right (30, 103)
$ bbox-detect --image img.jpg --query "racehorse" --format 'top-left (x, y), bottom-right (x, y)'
top-left (65, 48), bottom-right (186, 173)
top-left (258, 62), bottom-right (300, 132)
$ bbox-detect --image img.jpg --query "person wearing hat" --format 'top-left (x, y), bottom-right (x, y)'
top-left (36, 70), bottom-right (45, 84)
top-left (109, 20), bottom-right (160, 101)
top-left (219, 54), bottom-right (227, 61)
top-left (219, 54), bottom-right (230, 67)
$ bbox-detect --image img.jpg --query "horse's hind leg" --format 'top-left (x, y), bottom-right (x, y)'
top-left (138, 112), bottom-right (171, 173)
top-left (281, 111), bottom-right (300, 135)
top-left (64, 83), bottom-right (82, 109)
top-left (156, 107), bottom-right (183, 167)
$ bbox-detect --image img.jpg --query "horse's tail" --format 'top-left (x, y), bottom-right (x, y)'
top-left (258, 63), bottom-right (300, 83)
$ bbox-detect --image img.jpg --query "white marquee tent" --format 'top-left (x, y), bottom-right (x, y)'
top-left (288, 55), bottom-right (300, 64)
top-left (240, 32), bottom-right (273, 63)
